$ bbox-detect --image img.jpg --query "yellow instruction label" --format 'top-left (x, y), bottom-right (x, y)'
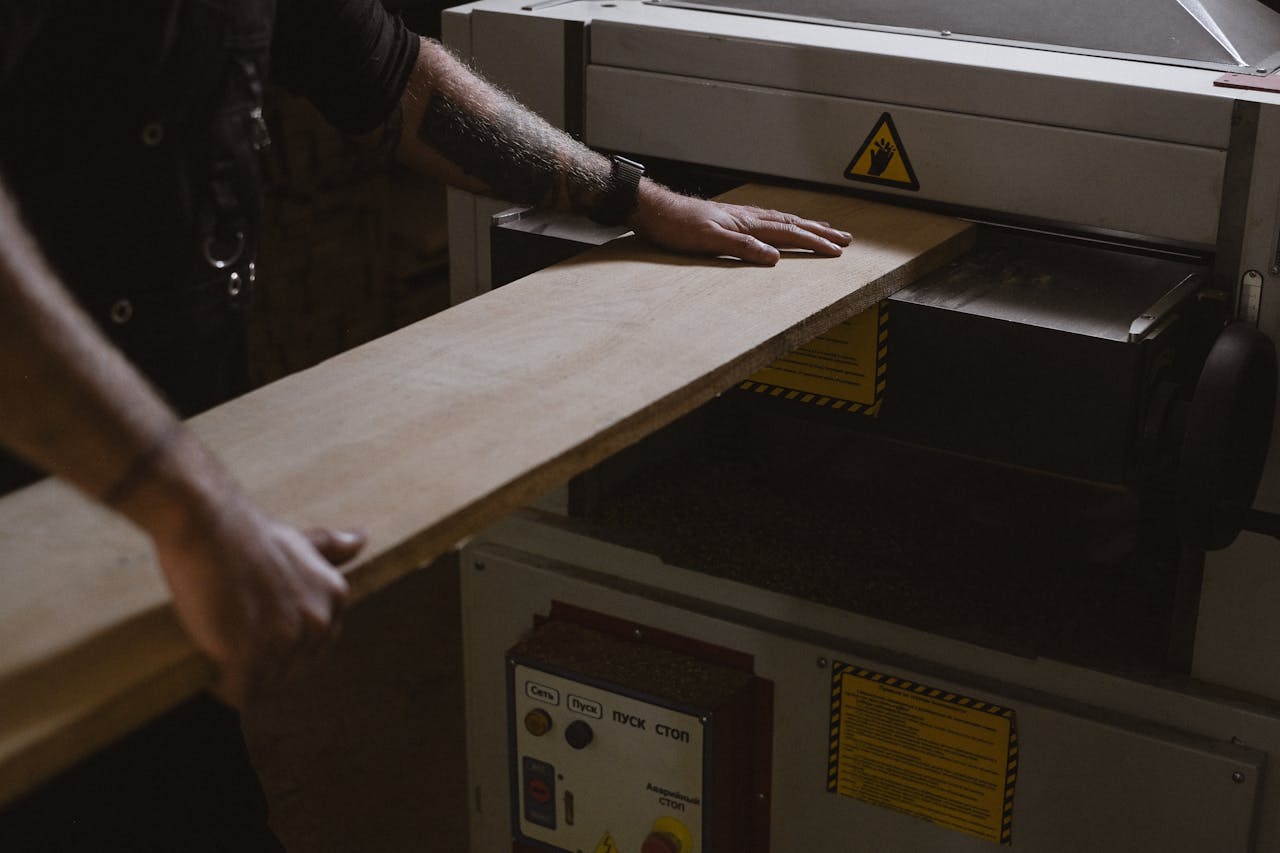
top-left (593, 831), bottom-right (621, 853)
top-left (828, 662), bottom-right (1017, 845)
top-left (741, 303), bottom-right (886, 415)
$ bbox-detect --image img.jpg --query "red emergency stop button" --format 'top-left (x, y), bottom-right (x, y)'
top-left (641, 832), bottom-right (680, 853)
top-left (644, 817), bottom-right (693, 853)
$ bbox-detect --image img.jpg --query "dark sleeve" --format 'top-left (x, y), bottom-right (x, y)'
top-left (0, 0), bottom-right (58, 86)
top-left (272, 0), bottom-right (420, 135)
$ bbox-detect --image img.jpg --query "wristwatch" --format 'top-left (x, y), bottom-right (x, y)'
top-left (590, 155), bottom-right (646, 227)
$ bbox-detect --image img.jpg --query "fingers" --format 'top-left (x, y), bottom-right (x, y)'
top-left (635, 191), bottom-right (852, 264)
top-left (752, 222), bottom-right (844, 257)
top-left (305, 526), bottom-right (367, 566)
top-left (758, 209), bottom-right (853, 248)
top-left (706, 206), bottom-right (852, 264)
top-left (712, 218), bottom-right (847, 266)
top-left (205, 526), bottom-right (355, 709)
top-left (717, 230), bottom-right (781, 266)
top-left (741, 214), bottom-right (850, 258)
top-left (287, 530), bottom-right (350, 659)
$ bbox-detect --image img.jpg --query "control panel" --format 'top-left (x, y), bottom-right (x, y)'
top-left (512, 664), bottom-right (703, 852)
top-left (507, 614), bottom-right (772, 853)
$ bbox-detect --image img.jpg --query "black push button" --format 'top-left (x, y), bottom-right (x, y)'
top-left (565, 720), bottom-right (594, 750)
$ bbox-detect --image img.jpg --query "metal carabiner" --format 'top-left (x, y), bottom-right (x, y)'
top-left (202, 231), bottom-right (245, 270)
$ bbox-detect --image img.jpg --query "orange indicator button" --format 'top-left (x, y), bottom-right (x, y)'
top-left (524, 708), bottom-right (553, 737)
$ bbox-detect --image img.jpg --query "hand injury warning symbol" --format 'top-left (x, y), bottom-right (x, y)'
top-left (845, 112), bottom-right (920, 191)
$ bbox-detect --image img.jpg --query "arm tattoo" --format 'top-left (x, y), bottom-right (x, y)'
top-left (371, 102), bottom-right (405, 159)
top-left (417, 88), bottom-right (610, 214)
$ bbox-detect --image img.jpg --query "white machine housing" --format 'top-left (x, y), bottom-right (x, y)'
top-left (443, 3), bottom-right (1280, 850)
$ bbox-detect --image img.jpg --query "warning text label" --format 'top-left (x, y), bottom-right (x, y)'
top-left (829, 663), bottom-right (1017, 844)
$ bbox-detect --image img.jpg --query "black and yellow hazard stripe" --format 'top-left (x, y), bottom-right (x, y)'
top-left (1003, 719), bottom-right (1019, 844)
top-left (738, 305), bottom-right (887, 416)
top-left (876, 306), bottom-right (889, 400)
top-left (826, 661), bottom-right (853, 791)
top-left (836, 665), bottom-right (1015, 707)
top-left (737, 380), bottom-right (881, 415)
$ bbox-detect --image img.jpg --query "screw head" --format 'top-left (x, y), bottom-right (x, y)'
top-left (1233, 770), bottom-right (1247, 784)
top-left (474, 560), bottom-right (486, 572)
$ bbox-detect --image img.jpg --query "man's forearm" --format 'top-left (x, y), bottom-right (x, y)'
top-left (396, 37), bottom-right (616, 219)
top-left (0, 180), bottom-right (226, 538)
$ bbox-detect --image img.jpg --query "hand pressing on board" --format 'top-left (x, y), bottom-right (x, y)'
top-left (403, 38), bottom-right (853, 266)
top-left (630, 181), bottom-right (854, 266)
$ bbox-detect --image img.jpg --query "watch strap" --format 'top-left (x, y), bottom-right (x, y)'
top-left (589, 155), bottom-right (645, 227)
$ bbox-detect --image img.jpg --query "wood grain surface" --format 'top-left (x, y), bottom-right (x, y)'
top-left (0, 184), bottom-right (973, 804)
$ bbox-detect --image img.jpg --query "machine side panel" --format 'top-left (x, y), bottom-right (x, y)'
top-left (584, 67), bottom-right (1225, 246)
top-left (463, 530), bottom-right (1269, 853)
top-left (1196, 530), bottom-right (1280, 702)
top-left (441, 5), bottom-right (474, 60)
top-left (471, 9), bottom-right (570, 129)
top-left (589, 21), bottom-right (1231, 149)
top-left (446, 188), bottom-right (485, 304)
top-left (1239, 104), bottom-right (1280, 512)
top-left (445, 10), bottom-right (576, 301)
top-left (441, 8), bottom-right (483, 302)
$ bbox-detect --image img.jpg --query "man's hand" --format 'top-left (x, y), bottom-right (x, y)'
top-left (631, 182), bottom-right (853, 266)
top-left (154, 492), bottom-right (362, 709)
top-left (0, 179), bottom-right (364, 709)
top-left (398, 38), bottom-right (853, 266)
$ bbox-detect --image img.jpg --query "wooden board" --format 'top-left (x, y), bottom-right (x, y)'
top-left (0, 184), bottom-right (973, 804)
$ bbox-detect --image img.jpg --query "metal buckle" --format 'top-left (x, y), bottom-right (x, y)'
top-left (203, 231), bottom-right (245, 270)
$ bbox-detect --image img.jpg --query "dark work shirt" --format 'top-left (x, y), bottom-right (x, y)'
top-left (0, 1), bottom-right (418, 485)
top-left (0, 0), bottom-right (419, 141)
top-left (0, 7), bottom-right (420, 842)
top-left (0, 0), bottom-right (419, 373)
top-left (273, 0), bottom-right (422, 135)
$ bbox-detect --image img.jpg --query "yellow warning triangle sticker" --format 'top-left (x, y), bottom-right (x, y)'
top-left (593, 831), bottom-right (621, 853)
top-left (845, 112), bottom-right (920, 191)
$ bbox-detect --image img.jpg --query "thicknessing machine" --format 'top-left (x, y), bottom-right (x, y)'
top-left (442, 2), bottom-right (1280, 850)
